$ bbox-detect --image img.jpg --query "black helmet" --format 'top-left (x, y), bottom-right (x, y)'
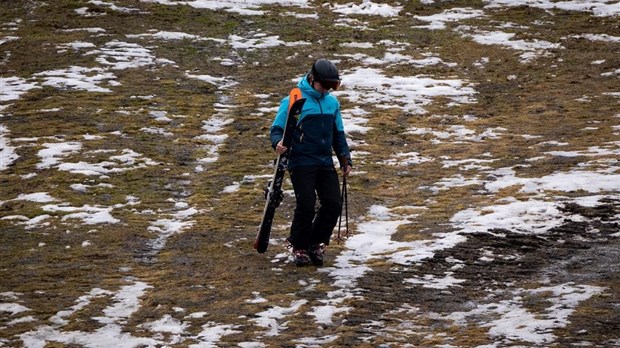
top-left (311, 59), bottom-right (341, 90)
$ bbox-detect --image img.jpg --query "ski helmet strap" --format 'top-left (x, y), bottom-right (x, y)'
top-left (288, 87), bottom-right (302, 113)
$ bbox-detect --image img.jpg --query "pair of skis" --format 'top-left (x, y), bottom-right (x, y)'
top-left (254, 88), bottom-right (305, 253)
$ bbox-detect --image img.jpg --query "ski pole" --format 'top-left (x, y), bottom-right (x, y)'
top-left (337, 173), bottom-right (349, 242)
top-left (343, 175), bottom-right (349, 239)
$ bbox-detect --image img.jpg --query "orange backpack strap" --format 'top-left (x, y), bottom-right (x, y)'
top-left (288, 87), bottom-right (302, 113)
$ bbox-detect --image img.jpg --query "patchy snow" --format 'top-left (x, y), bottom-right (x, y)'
top-left (141, 126), bottom-right (174, 137)
top-left (569, 33), bottom-right (620, 43)
top-left (229, 34), bottom-right (311, 50)
top-left (484, 0), bottom-right (620, 17)
top-left (70, 183), bottom-right (114, 192)
top-left (57, 41), bottom-right (97, 51)
top-left (245, 292), bottom-right (268, 304)
top-left (407, 125), bottom-right (505, 143)
top-left (149, 110), bottom-right (172, 122)
top-left (382, 151), bottom-right (433, 166)
top-left (9, 192), bottom-right (58, 203)
top-left (0, 124), bottom-right (19, 170)
top-left (221, 181), bottom-right (241, 193)
top-left (61, 27), bottom-right (106, 33)
top-left (187, 73), bottom-right (237, 89)
top-left (190, 322), bottom-right (242, 347)
top-left (0, 303), bottom-right (31, 315)
top-left (317, 205), bottom-right (466, 324)
top-left (37, 141), bottom-right (82, 169)
top-left (20, 280), bottom-right (157, 347)
top-left (340, 41), bottom-right (374, 49)
top-left (58, 149), bottom-right (159, 177)
top-left (452, 199), bottom-right (568, 234)
top-left (307, 304), bottom-right (351, 325)
top-left (336, 67), bottom-right (476, 114)
top-left (87, 0), bottom-right (144, 13)
top-left (35, 66), bottom-right (117, 93)
top-left (1, 214), bottom-right (53, 230)
top-left (127, 31), bottom-right (224, 42)
top-left (141, 314), bottom-right (189, 334)
top-left (404, 272), bottom-right (466, 289)
top-left (141, 0), bottom-right (309, 15)
top-left (413, 8), bottom-right (485, 30)
top-left (340, 106), bottom-right (371, 134)
top-left (89, 40), bottom-right (176, 70)
top-left (42, 203), bottom-right (120, 225)
top-left (251, 300), bottom-right (307, 336)
top-left (0, 76), bottom-right (40, 102)
top-left (193, 97), bottom-right (236, 165)
top-left (446, 283), bottom-right (605, 344)
top-left (332, 1), bottom-right (402, 17)
top-left (457, 26), bottom-right (563, 62)
top-left (338, 51), bottom-right (453, 68)
top-left (484, 165), bottom-right (620, 194)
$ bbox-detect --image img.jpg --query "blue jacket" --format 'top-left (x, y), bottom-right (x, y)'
top-left (270, 75), bottom-right (352, 169)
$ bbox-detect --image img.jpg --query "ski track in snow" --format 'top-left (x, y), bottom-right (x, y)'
top-left (1, 0), bottom-right (619, 346)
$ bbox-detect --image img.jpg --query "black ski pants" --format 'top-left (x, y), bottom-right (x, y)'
top-left (288, 166), bottom-right (341, 250)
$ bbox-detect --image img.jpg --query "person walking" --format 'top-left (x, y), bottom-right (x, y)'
top-left (270, 58), bottom-right (353, 267)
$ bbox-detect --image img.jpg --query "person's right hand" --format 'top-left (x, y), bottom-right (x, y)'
top-left (275, 140), bottom-right (287, 155)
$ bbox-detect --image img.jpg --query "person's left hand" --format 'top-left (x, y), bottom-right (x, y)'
top-left (342, 165), bottom-right (352, 177)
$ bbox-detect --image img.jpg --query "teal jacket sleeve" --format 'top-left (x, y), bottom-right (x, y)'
top-left (332, 104), bottom-right (352, 167)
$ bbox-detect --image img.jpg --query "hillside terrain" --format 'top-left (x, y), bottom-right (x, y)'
top-left (1, 0), bottom-right (619, 347)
